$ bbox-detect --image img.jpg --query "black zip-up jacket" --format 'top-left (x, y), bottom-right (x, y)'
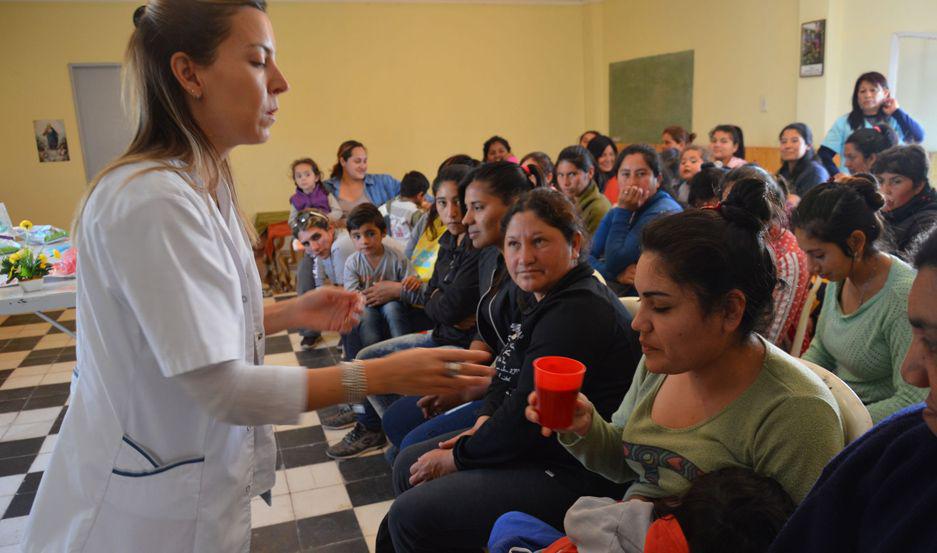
top-left (883, 186), bottom-right (937, 259)
top-left (401, 231), bottom-right (481, 348)
top-left (453, 262), bottom-right (642, 495)
top-left (473, 246), bottom-right (520, 351)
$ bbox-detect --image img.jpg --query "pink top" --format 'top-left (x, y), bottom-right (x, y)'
top-left (724, 156), bottom-right (747, 169)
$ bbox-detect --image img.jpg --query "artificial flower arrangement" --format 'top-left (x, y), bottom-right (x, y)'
top-left (2, 247), bottom-right (58, 283)
top-left (1, 221), bottom-right (67, 290)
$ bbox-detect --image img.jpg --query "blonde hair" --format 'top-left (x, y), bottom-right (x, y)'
top-left (73, 0), bottom-right (266, 244)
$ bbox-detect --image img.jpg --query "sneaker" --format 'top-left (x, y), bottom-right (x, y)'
top-left (320, 404), bottom-right (356, 430)
top-left (300, 335), bottom-right (322, 350)
top-left (326, 423), bottom-right (387, 460)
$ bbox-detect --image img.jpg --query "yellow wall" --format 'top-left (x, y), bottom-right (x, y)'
top-left (587, 0), bottom-right (936, 181)
top-left (587, 0), bottom-right (800, 147)
top-left (0, 4), bottom-right (134, 230)
top-left (839, 0), bottom-right (937, 121)
top-left (0, 1), bottom-right (586, 228)
top-left (2, 0), bottom-right (935, 229)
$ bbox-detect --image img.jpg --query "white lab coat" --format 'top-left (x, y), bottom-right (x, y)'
top-left (24, 161), bottom-right (277, 552)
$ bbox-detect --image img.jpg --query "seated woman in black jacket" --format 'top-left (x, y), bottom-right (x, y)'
top-left (372, 162), bottom-right (533, 461)
top-left (376, 188), bottom-right (642, 553)
top-left (872, 144), bottom-right (937, 259)
top-left (325, 164), bottom-right (485, 460)
top-left (777, 122), bottom-right (829, 202)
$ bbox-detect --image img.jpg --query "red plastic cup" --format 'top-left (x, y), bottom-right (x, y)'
top-left (533, 356), bottom-right (586, 430)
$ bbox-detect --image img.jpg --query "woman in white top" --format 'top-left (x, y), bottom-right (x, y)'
top-left (23, 2), bottom-right (490, 552)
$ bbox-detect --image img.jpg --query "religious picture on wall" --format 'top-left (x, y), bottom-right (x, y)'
top-left (800, 20), bottom-right (825, 78)
top-left (34, 119), bottom-right (70, 163)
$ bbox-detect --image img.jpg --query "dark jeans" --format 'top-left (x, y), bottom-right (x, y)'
top-left (358, 301), bottom-right (411, 348)
top-left (340, 330), bottom-right (363, 361)
top-left (375, 430), bottom-right (586, 553)
top-left (352, 332), bottom-right (439, 431)
top-left (295, 254), bottom-right (320, 340)
top-left (380, 397), bottom-right (483, 463)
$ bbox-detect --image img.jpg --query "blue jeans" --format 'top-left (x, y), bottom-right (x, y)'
top-left (340, 329), bottom-right (363, 361)
top-left (380, 398), bottom-right (483, 463)
top-left (353, 331), bottom-right (439, 432)
top-left (359, 301), bottom-right (412, 348)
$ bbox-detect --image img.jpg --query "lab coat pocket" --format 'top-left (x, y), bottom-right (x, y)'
top-left (84, 438), bottom-right (205, 552)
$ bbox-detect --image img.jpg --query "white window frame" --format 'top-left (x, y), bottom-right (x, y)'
top-left (888, 32), bottom-right (937, 96)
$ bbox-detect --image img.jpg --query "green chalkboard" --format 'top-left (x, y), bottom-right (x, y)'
top-left (609, 50), bottom-right (694, 144)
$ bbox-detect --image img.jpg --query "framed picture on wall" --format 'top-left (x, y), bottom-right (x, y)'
top-left (800, 19), bottom-right (825, 77)
top-left (33, 119), bottom-right (70, 163)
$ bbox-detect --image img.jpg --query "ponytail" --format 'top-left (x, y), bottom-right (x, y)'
top-left (642, 207), bottom-right (776, 338)
top-left (845, 126), bottom-right (898, 159)
top-left (520, 162), bottom-right (548, 189)
top-left (687, 165), bottom-right (725, 208)
top-left (722, 165), bottom-right (787, 227)
top-left (663, 125), bottom-right (696, 147)
top-left (792, 176), bottom-right (888, 258)
top-left (330, 140), bottom-right (365, 180)
top-left (459, 161), bottom-right (531, 207)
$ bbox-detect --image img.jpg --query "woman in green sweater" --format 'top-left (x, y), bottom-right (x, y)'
top-left (793, 177), bottom-right (927, 422)
top-left (554, 145), bottom-right (611, 236)
top-left (527, 187), bottom-right (845, 504)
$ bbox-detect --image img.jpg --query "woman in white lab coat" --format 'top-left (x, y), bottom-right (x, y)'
top-left (23, 2), bottom-right (491, 552)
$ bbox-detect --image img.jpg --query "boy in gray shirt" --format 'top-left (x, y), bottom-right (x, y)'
top-left (344, 204), bottom-right (416, 348)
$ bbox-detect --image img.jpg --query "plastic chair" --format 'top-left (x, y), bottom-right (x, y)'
top-left (620, 296), bottom-right (639, 317)
top-left (789, 277), bottom-right (823, 357)
top-left (797, 358), bottom-right (874, 444)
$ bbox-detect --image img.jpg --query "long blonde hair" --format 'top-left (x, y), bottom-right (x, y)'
top-left (73, 0), bottom-right (265, 244)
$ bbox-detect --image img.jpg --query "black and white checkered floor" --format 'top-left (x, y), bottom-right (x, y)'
top-left (0, 293), bottom-right (393, 552)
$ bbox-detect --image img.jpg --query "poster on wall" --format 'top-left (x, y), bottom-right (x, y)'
top-left (33, 119), bottom-right (70, 163)
top-left (800, 19), bottom-right (825, 77)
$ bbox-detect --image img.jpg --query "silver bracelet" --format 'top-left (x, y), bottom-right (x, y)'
top-left (340, 361), bottom-right (367, 403)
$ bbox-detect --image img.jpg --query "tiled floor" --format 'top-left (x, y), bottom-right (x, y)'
top-left (0, 294), bottom-right (394, 552)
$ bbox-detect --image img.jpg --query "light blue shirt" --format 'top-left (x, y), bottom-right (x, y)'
top-left (323, 173), bottom-right (401, 206)
top-left (821, 110), bottom-right (923, 172)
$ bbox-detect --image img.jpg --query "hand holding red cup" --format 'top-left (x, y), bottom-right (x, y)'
top-left (527, 356), bottom-right (594, 437)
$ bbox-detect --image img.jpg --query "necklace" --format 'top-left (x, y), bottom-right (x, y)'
top-left (849, 254), bottom-right (885, 310)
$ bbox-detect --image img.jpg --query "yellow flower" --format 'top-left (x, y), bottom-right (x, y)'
top-left (40, 262), bottom-right (47, 270)
top-left (38, 254), bottom-right (47, 263)
top-left (19, 220), bottom-right (32, 231)
top-left (53, 250), bottom-right (61, 259)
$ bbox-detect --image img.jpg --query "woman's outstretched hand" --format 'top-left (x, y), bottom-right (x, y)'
top-left (292, 286), bottom-right (363, 333)
top-left (525, 391), bottom-right (595, 438)
top-left (368, 348), bottom-right (493, 397)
